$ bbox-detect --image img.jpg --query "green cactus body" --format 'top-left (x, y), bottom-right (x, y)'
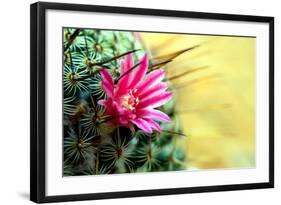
top-left (63, 28), bottom-right (187, 176)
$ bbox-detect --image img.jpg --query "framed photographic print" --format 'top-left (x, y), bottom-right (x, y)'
top-left (30, 1), bottom-right (274, 203)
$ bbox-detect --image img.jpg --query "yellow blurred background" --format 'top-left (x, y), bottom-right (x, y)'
top-left (140, 32), bottom-right (256, 170)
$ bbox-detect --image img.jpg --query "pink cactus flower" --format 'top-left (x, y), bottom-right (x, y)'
top-left (98, 54), bottom-right (172, 134)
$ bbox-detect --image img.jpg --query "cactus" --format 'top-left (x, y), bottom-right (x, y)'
top-left (63, 28), bottom-right (187, 176)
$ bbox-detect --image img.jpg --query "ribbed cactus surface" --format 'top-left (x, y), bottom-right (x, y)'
top-left (63, 28), bottom-right (186, 176)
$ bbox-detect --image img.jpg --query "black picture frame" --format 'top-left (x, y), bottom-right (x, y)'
top-left (30, 1), bottom-right (274, 203)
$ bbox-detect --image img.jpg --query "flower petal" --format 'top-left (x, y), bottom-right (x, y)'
top-left (100, 69), bottom-right (114, 97)
top-left (102, 81), bottom-right (114, 97)
top-left (129, 54), bottom-right (148, 88)
top-left (138, 92), bottom-right (173, 109)
top-left (100, 69), bottom-right (114, 87)
top-left (136, 69), bottom-right (165, 94)
top-left (145, 118), bottom-right (162, 132)
top-left (139, 83), bottom-right (168, 101)
top-left (116, 54), bottom-right (134, 95)
top-left (137, 109), bottom-right (170, 123)
top-left (131, 118), bottom-right (153, 134)
top-left (120, 53), bottom-right (133, 75)
top-left (98, 99), bottom-right (107, 106)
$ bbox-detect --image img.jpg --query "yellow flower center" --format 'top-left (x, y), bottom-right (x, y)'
top-left (121, 89), bottom-right (139, 111)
